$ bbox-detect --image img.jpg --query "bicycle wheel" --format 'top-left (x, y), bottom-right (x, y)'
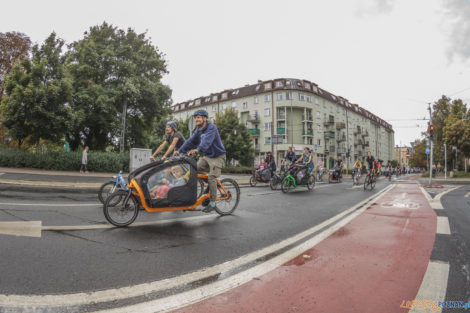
top-left (215, 178), bottom-right (240, 216)
top-left (281, 176), bottom-right (293, 193)
top-left (249, 176), bottom-right (257, 187)
top-left (270, 175), bottom-right (279, 190)
top-left (307, 174), bottom-right (315, 191)
top-left (103, 190), bottom-right (139, 227)
top-left (363, 175), bottom-right (370, 191)
top-left (98, 181), bottom-right (119, 205)
top-left (371, 177), bottom-right (376, 190)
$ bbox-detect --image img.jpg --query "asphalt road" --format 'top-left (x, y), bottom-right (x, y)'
top-left (0, 178), bottom-right (392, 296)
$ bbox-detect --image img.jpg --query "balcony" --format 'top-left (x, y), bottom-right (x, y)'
top-left (247, 114), bottom-right (260, 123)
top-left (248, 128), bottom-right (260, 135)
top-left (329, 146), bottom-right (336, 153)
top-left (337, 134), bottom-right (346, 142)
top-left (363, 141), bottom-right (370, 147)
top-left (337, 147), bottom-right (347, 154)
top-left (302, 131), bottom-right (313, 136)
top-left (324, 131), bottom-right (335, 139)
top-left (336, 122), bottom-right (346, 129)
top-left (302, 114), bottom-right (313, 122)
top-left (354, 126), bottom-right (361, 135)
top-left (362, 130), bottom-right (369, 137)
top-left (277, 128), bottom-right (286, 134)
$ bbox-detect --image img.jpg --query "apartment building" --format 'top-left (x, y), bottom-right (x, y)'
top-left (172, 78), bottom-right (395, 169)
top-left (394, 146), bottom-right (411, 168)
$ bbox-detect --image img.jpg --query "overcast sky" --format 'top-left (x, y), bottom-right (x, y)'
top-left (2, 0), bottom-right (470, 146)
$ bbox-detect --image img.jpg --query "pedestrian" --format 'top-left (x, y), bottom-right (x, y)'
top-left (265, 151), bottom-right (276, 175)
top-left (80, 146), bottom-right (89, 174)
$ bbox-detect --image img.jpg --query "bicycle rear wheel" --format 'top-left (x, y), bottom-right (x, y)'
top-left (215, 178), bottom-right (240, 216)
top-left (98, 181), bottom-right (119, 204)
top-left (363, 175), bottom-right (370, 190)
top-left (103, 190), bottom-right (139, 227)
top-left (307, 175), bottom-right (315, 191)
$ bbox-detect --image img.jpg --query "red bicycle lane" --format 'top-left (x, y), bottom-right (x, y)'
top-left (172, 182), bottom-right (437, 313)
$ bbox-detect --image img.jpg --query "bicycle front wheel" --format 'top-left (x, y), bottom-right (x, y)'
top-left (103, 190), bottom-right (139, 227)
top-left (98, 181), bottom-right (118, 204)
top-left (364, 176), bottom-right (370, 191)
top-left (307, 175), bottom-right (315, 191)
top-left (215, 178), bottom-right (240, 216)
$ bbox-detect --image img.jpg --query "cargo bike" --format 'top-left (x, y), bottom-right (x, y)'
top-left (103, 155), bottom-right (240, 227)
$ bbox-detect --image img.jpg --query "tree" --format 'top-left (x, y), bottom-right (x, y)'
top-left (409, 139), bottom-right (428, 168)
top-left (0, 32), bottom-right (31, 102)
top-left (1, 32), bottom-right (72, 148)
top-left (443, 99), bottom-right (470, 168)
top-left (215, 108), bottom-right (254, 166)
top-left (66, 22), bottom-right (171, 151)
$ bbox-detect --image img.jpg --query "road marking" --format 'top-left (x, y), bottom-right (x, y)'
top-left (436, 216), bottom-right (451, 235)
top-left (409, 261), bottom-right (449, 313)
top-left (0, 185), bottom-right (395, 308)
top-left (464, 191), bottom-right (470, 198)
top-left (0, 202), bottom-right (98, 207)
top-left (0, 173), bottom-right (4, 177)
top-left (92, 185), bottom-right (396, 313)
top-left (0, 221), bottom-right (41, 237)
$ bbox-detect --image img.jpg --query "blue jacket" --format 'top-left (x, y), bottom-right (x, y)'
top-left (178, 122), bottom-right (226, 158)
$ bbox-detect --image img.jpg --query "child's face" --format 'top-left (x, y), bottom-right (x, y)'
top-left (171, 166), bottom-right (183, 178)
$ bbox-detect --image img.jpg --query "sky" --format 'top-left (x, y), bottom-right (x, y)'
top-left (2, 0), bottom-right (470, 147)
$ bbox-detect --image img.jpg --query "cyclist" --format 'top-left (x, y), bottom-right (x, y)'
top-left (176, 110), bottom-right (226, 213)
top-left (285, 146), bottom-right (297, 165)
top-left (151, 121), bottom-right (185, 161)
top-left (352, 158), bottom-right (362, 179)
top-left (295, 147), bottom-right (314, 176)
top-left (265, 151), bottom-right (276, 176)
top-left (366, 151), bottom-right (376, 178)
top-left (335, 156), bottom-right (344, 179)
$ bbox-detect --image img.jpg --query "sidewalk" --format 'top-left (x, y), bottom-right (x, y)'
top-left (0, 167), bottom-right (252, 193)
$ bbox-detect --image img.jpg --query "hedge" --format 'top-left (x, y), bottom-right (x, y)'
top-left (0, 148), bottom-right (129, 172)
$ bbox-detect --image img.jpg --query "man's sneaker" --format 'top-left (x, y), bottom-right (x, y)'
top-left (202, 203), bottom-right (216, 213)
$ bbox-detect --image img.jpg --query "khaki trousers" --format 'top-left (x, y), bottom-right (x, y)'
top-left (197, 154), bottom-right (226, 202)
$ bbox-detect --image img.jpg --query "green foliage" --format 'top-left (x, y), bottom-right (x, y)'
top-left (1, 32), bottom-right (72, 148)
top-left (0, 147), bottom-right (129, 172)
top-left (215, 108), bottom-right (254, 166)
top-left (409, 139), bottom-right (428, 168)
top-left (66, 22), bottom-right (172, 151)
top-left (390, 160), bottom-right (398, 167)
top-left (221, 166), bottom-right (253, 174)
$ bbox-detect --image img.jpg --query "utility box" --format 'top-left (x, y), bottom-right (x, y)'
top-left (130, 148), bottom-right (152, 173)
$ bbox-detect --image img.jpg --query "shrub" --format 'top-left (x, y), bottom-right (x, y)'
top-left (221, 166), bottom-right (253, 174)
top-left (0, 147), bottom-right (129, 172)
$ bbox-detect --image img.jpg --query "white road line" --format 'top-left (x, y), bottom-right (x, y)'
top-left (0, 202), bottom-right (98, 207)
top-left (0, 221), bottom-right (41, 237)
top-left (436, 216), bottom-right (451, 235)
top-left (0, 184), bottom-right (395, 308)
top-left (42, 215), bottom-right (214, 231)
top-left (436, 186), bottom-right (462, 201)
top-left (409, 261), bottom-right (450, 313)
top-left (464, 191), bottom-right (470, 198)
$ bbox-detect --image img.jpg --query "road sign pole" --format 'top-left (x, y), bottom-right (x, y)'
top-left (428, 104), bottom-right (433, 184)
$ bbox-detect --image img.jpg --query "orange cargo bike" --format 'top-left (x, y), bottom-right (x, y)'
top-left (103, 155), bottom-right (240, 227)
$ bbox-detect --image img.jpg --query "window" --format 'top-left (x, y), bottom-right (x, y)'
top-left (181, 103), bottom-right (186, 109)
top-left (232, 90), bottom-right (239, 95)
top-left (313, 86), bottom-right (318, 93)
top-left (212, 95), bottom-right (218, 101)
top-left (222, 103), bottom-right (227, 110)
top-left (264, 82), bottom-right (272, 90)
top-left (305, 82), bottom-right (311, 89)
top-left (255, 85), bottom-right (261, 91)
top-left (318, 139), bottom-right (321, 146)
top-left (336, 106), bottom-right (339, 113)
top-left (264, 122), bottom-right (272, 130)
top-left (299, 93), bottom-right (305, 101)
top-left (264, 94), bottom-right (271, 102)
top-left (317, 124), bottom-right (321, 131)
top-left (306, 95), bottom-right (312, 102)
top-left (205, 97), bottom-right (211, 102)
top-left (147, 163), bottom-right (190, 200)
top-left (315, 97), bottom-right (320, 105)
top-left (195, 99), bottom-right (201, 105)
top-left (276, 93), bottom-right (282, 100)
top-left (323, 100), bottom-right (326, 108)
top-left (242, 102), bottom-right (248, 109)
top-left (189, 101), bottom-right (194, 107)
top-left (264, 108), bottom-right (271, 116)
top-left (254, 96), bottom-right (259, 104)
top-left (286, 92), bottom-right (292, 100)
top-left (222, 92), bottom-right (228, 99)
top-left (316, 111), bottom-right (320, 118)
top-left (275, 81), bottom-right (283, 87)
top-left (212, 105), bottom-right (217, 112)
top-left (265, 137), bottom-right (271, 144)
top-left (232, 102), bottom-right (237, 108)
top-left (308, 138), bottom-right (313, 145)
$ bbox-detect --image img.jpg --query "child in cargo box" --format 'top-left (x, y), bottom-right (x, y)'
top-left (150, 165), bottom-right (186, 199)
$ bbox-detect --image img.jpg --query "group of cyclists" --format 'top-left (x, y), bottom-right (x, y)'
top-left (149, 109), bottom-right (403, 210)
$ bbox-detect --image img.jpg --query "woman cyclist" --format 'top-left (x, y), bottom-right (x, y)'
top-left (295, 147), bottom-right (314, 177)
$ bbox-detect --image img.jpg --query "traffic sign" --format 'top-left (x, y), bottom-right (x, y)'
top-left (314, 144), bottom-right (318, 151)
top-left (425, 147), bottom-right (430, 155)
top-left (426, 140), bottom-right (430, 146)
